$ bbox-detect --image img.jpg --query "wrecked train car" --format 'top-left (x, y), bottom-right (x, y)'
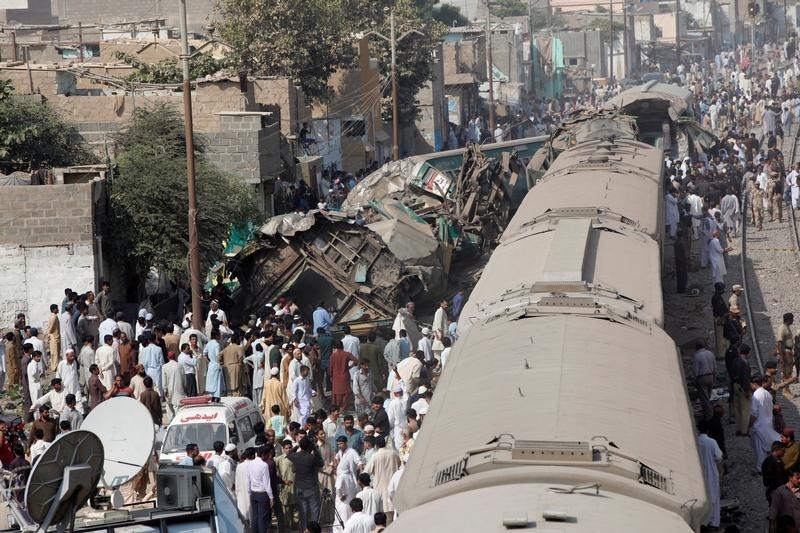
top-left (605, 81), bottom-right (718, 158)
top-left (229, 201), bottom-right (444, 326)
top-left (229, 143), bottom-right (530, 327)
top-left (528, 110), bottom-right (639, 177)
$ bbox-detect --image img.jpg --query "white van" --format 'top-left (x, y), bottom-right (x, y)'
top-left (160, 396), bottom-right (264, 463)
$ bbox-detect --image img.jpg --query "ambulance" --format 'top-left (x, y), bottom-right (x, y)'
top-left (159, 396), bottom-right (264, 463)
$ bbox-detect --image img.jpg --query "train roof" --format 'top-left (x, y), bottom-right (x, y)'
top-left (388, 482), bottom-right (696, 532)
top-left (510, 138), bottom-right (664, 240)
top-left (458, 211), bottom-right (664, 328)
top-left (394, 315), bottom-right (708, 527)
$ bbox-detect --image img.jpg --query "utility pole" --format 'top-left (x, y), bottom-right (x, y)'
top-left (609, 0), bottom-right (614, 80)
top-left (675, 0), bottom-right (682, 63)
top-left (390, 10), bottom-right (400, 161)
top-left (178, 0), bottom-right (202, 330)
top-left (485, 16), bottom-right (496, 133)
top-left (367, 10), bottom-right (422, 161)
top-left (78, 22), bottom-right (84, 63)
top-left (528, 0), bottom-right (534, 94)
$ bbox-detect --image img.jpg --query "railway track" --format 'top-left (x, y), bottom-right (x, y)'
top-left (740, 125), bottom-right (800, 378)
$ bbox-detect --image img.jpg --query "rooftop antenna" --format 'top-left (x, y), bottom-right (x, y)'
top-left (81, 397), bottom-right (156, 492)
top-left (24, 430), bottom-right (104, 532)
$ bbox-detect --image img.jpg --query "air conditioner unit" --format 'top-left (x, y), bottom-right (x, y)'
top-left (157, 467), bottom-right (201, 509)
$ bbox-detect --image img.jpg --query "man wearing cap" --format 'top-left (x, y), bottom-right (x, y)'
top-left (262, 367), bottom-right (289, 418)
top-left (729, 284), bottom-right (744, 312)
top-left (387, 385), bottom-right (407, 450)
top-left (218, 443), bottom-right (237, 492)
top-left (134, 309), bottom-right (148, 341)
top-left (417, 328), bottom-right (433, 363)
top-left (205, 300), bottom-right (228, 337)
top-left (162, 350), bottom-right (186, 419)
top-left (57, 349), bottom-right (81, 402)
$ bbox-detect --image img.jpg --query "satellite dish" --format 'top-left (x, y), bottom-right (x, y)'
top-left (82, 397), bottom-right (156, 488)
top-left (25, 430), bottom-right (104, 527)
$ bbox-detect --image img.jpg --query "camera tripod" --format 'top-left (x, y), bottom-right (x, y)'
top-left (318, 488), bottom-right (345, 530)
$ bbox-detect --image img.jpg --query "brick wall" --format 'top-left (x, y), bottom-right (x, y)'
top-left (53, 0), bottom-right (216, 32)
top-left (0, 181), bottom-right (100, 331)
top-left (206, 112), bottom-right (281, 180)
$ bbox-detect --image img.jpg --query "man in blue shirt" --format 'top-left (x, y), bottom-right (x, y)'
top-left (312, 303), bottom-right (334, 334)
top-left (334, 414), bottom-right (364, 455)
top-left (181, 443), bottom-right (199, 465)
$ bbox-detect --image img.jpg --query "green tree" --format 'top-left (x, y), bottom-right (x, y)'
top-left (0, 98), bottom-right (96, 171)
top-left (589, 18), bottom-right (625, 43)
top-left (428, 3), bottom-right (469, 26)
top-left (112, 52), bottom-right (226, 84)
top-left (217, 0), bottom-right (356, 102)
top-left (489, 0), bottom-right (527, 18)
top-left (358, 0), bottom-right (449, 127)
top-left (109, 103), bottom-right (259, 283)
top-left (0, 80), bottom-right (14, 100)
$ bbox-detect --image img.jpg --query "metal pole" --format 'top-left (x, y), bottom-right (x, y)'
top-left (528, 0), bottom-right (534, 93)
top-left (11, 31), bottom-right (17, 62)
top-left (609, 0), bottom-right (614, 79)
top-left (486, 17), bottom-right (496, 134)
top-left (179, 0), bottom-right (203, 330)
top-left (675, 0), bottom-right (682, 62)
top-left (391, 9), bottom-right (400, 161)
top-left (78, 21), bottom-right (84, 63)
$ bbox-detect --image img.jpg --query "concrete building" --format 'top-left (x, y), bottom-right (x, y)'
top-left (403, 44), bottom-right (448, 154)
top-left (0, 179), bottom-right (106, 331)
top-left (310, 38), bottom-right (388, 172)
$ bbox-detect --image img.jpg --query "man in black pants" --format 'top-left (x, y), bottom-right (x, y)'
top-left (287, 436), bottom-right (323, 532)
top-left (248, 447), bottom-right (275, 533)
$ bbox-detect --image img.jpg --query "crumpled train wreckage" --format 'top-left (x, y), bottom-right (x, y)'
top-left (228, 143), bottom-right (526, 327)
top-left (529, 81), bottom-right (719, 179)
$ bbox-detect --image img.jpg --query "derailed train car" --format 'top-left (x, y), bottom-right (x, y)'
top-left (389, 134), bottom-right (710, 530)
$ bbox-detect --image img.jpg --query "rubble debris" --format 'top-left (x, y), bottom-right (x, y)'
top-left (228, 142), bottom-right (526, 326)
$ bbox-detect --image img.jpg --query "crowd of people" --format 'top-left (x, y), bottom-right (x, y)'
top-left (0, 277), bottom-right (465, 532)
top-left (658, 33), bottom-right (800, 532)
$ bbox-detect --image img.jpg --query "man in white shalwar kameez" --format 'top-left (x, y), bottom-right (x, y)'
top-left (431, 300), bottom-right (449, 360)
top-left (235, 450), bottom-right (252, 523)
top-left (161, 352), bottom-right (186, 420)
top-left (687, 190), bottom-right (704, 240)
top-left (750, 376), bottom-right (781, 471)
top-left (334, 436), bottom-right (361, 532)
top-left (289, 366), bottom-right (315, 424)
top-left (57, 350), bottom-right (83, 407)
top-left (720, 189), bottom-right (740, 238)
top-left (709, 230), bottom-right (730, 285)
top-left (391, 303), bottom-right (420, 349)
top-left (665, 192), bottom-right (680, 239)
top-left (95, 335), bottom-right (116, 390)
top-left (386, 385), bottom-right (407, 450)
top-left (27, 352), bottom-right (43, 405)
top-left (60, 305), bottom-right (78, 358)
top-left (697, 420), bottom-right (723, 529)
